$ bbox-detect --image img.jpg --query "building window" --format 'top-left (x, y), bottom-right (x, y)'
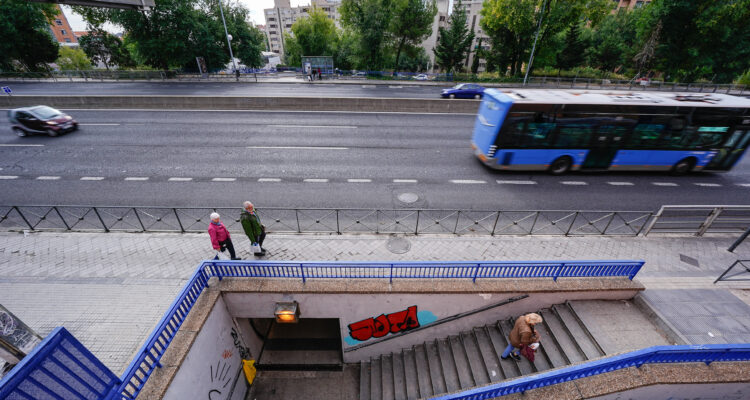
top-left (271, 37), bottom-right (278, 41)
top-left (268, 17), bottom-right (275, 21)
top-left (55, 20), bottom-right (62, 25)
top-left (64, 38), bottom-right (71, 43)
top-left (439, 16), bottom-right (445, 22)
top-left (635, 0), bottom-right (644, 7)
top-left (285, 24), bottom-right (292, 28)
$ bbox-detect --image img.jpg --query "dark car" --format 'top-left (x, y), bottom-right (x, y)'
top-left (441, 83), bottom-right (485, 99)
top-left (8, 106), bottom-right (78, 137)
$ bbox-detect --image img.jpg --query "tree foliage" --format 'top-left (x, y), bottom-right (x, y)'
top-left (556, 22), bottom-right (586, 70)
top-left (283, 7), bottom-right (338, 66)
top-left (433, 0), bottom-right (474, 73)
top-left (340, 0), bottom-right (394, 69)
top-left (586, 9), bottom-right (639, 72)
top-left (78, 29), bottom-right (135, 70)
top-left (55, 47), bottom-right (92, 70)
top-left (0, 0), bottom-right (59, 71)
top-left (389, 0), bottom-right (436, 71)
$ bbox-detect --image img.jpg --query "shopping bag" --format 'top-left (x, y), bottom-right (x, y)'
top-left (250, 243), bottom-right (262, 253)
top-left (215, 250), bottom-right (230, 260)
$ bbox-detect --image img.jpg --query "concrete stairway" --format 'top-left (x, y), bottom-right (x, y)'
top-left (358, 302), bottom-right (606, 400)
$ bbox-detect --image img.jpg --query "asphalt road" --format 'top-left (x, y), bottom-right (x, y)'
top-left (1, 110), bottom-right (748, 210)
top-left (0, 82), bottom-right (449, 99)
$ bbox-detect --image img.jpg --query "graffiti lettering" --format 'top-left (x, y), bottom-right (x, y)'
top-left (231, 327), bottom-right (251, 359)
top-left (348, 306), bottom-right (420, 342)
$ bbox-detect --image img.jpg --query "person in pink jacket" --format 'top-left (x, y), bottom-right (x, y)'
top-left (208, 212), bottom-right (240, 260)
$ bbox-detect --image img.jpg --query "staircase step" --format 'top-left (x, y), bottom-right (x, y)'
top-left (436, 338), bottom-right (461, 392)
top-left (553, 304), bottom-right (603, 360)
top-left (473, 327), bottom-right (503, 383)
top-left (381, 354), bottom-right (395, 400)
top-left (498, 319), bottom-right (535, 375)
top-left (424, 340), bottom-right (447, 395)
top-left (413, 345), bottom-right (434, 398)
top-left (566, 301), bottom-right (607, 356)
top-left (448, 335), bottom-right (475, 388)
top-left (526, 323), bottom-right (556, 372)
top-left (402, 349), bottom-right (420, 400)
top-left (370, 357), bottom-right (382, 400)
top-left (485, 323), bottom-right (519, 379)
top-left (460, 331), bottom-right (490, 386)
top-left (392, 352), bottom-right (407, 400)
top-left (540, 309), bottom-right (586, 364)
top-left (360, 360), bottom-right (371, 400)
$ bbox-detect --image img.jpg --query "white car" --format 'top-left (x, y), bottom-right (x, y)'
top-left (415, 74), bottom-right (429, 81)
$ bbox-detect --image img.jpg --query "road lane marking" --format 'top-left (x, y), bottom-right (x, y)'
top-left (247, 146), bottom-right (349, 150)
top-left (0, 144), bottom-right (44, 147)
top-left (37, 108), bottom-right (477, 116)
top-left (694, 183), bottom-right (722, 187)
top-left (496, 180), bottom-right (536, 185)
top-left (304, 178), bottom-right (328, 183)
top-left (561, 181), bottom-right (587, 185)
top-left (348, 179), bottom-right (372, 183)
top-left (393, 179), bottom-right (417, 183)
top-left (124, 177), bottom-right (149, 181)
top-left (737, 183), bottom-right (750, 187)
top-left (0, 175), bottom-right (18, 179)
top-left (80, 176), bottom-right (104, 181)
top-left (266, 125), bottom-right (357, 129)
top-left (78, 123), bottom-right (120, 126)
top-left (652, 182), bottom-right (678, 186)
top-left (389, 86), bottom-right (403, 88)
top-left (451, 179), bottom-right (487, 184)
top-left (36, 176), bottom-right (60, 180)
top-left (258, 178), bottom-right (282, 182)
top-left (212, 177), bottom-right (236, 182)
top-left (168, 177), bottom-right (193, 181)
top-left (607, 182), bottom-right (634, 186)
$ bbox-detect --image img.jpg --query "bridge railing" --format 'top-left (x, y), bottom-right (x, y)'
top-left (431, 344), bottom-right (750, 400)
top-left (110, 259), bottom-right (643, 399)
top-left (643, 205), bottom-right (750, 236)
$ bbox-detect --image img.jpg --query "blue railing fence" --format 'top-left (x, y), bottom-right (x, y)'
top-left (112, 259), bottom-right (642, 399)
top-left (431, 344), bottom-right (750, 400)
top-left (0, 327), bottom-right (121, 400)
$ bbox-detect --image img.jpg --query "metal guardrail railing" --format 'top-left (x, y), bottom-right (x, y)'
top-left (643, 205), bottom-right (750, 236)
top-left (0, 326), bottom-right (122, 399)
top-left (0, 206), bottom-right (655, 236)
top-left (714, 260), bottom-right (750, 283)
top-left (432, 344), bottom-right (750, 400)
top-left (112, 259), bottom-right (644, 399)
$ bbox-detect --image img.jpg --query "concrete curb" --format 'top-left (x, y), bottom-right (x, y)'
top-left (633, 292), bottom-right (690, 345)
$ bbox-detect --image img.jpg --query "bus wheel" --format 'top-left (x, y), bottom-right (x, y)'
top-left (672, 158), bottom-right (695, 175)
top-left (549, 157), bottom-right (572, 175)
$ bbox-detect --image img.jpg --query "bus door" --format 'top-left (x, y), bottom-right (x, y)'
top-left (582, 123), bottom-right (630, 169)
top-left (708, 127), bottom-right (750, 170)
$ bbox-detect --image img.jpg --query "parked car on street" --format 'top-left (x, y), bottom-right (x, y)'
top-left (415, 74), bottom-right (429, 81)
top-left (8, 106), bottom-right (77, 137)
top-left (441, 83), bottom-right (485, 99)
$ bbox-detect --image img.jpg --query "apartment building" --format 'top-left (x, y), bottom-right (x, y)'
top-left (461, 0), bottom-right (489, 73)
top-left (47, 5), bottom-right (77, 46)
top-left (264, 0), bottom-right (341, 56)
top-left (420, 0), bottom-right (450, 72)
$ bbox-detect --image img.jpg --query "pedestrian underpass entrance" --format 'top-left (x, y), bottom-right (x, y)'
top-left (252, 318), bottom-right (343, 371)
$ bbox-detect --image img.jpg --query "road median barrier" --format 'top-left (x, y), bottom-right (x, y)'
top-left (0, 95), bottom-right (480, 113)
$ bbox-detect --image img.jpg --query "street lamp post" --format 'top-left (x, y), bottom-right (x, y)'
top-left (217, 0), bottom-right (238, 81)
top-left (523, 0), bottom-right (547, 86)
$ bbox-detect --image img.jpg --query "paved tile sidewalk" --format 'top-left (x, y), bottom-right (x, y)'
top-left (1, 231), bottom-right (749, 374)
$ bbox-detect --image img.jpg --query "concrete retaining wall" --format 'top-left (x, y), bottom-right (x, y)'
top-left (0, 95), bottom-right (480, 113)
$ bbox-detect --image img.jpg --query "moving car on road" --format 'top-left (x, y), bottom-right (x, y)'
top-left (415, 74), bottom-right (429, 81)
top-left (8, 106), bottom-right (77, 137)
top-left (441, 83), bottom-right (485, 99)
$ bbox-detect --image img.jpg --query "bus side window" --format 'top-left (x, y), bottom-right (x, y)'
top-left (658, 119), bottom-right (688, 149)
top-left (629, 124), bottom-right (665, 148)
top-left (555, 123), bottom-right (592, 148)
top-left (499, 121), bottom-right (527, 148)
top-left (526, 123), bottom-right (556, 147)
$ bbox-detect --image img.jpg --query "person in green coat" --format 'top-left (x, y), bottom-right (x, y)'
top-left (241, 201), bottom-right (266, 256)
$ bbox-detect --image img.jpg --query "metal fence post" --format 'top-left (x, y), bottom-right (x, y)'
top-left (53, 206), bottom-right (71, 231)
top-left (133, 208), bottom-right (146, 232)
top-left (553, 263), bottom-right (563, 281)
top-left (728, 227), bottom-right (750, 253)
top-left (336, 209), bottom-right (340, 234)
top-left (564, 212), bottom-right (579, 236)
top-left (697, 207), bottom-right (723, 236)
top-left (472, 263), bottom-right (480, 283)
top-left (415, 210), bottom-right (420, 235)
top-left (13, 206), bottom-right (34, 230)
top-left (300, 264), bottom-right (306, 283)
top-left (92, 207), bottom-right (109, 232)
top-left (389, 263), bottom-right (394, 284)
top-left (295, 209), bottom-right (301, 233)
top-left (601, 212), bottom-right (616, 235)
top-left (641, 206), bottom-right (664, 236)
top-left (453, 211), bottom-right (460, 234)
top-left (491, 212), bottom-right (501, 236)
top-left (173, 208), bottom-right (185, 233)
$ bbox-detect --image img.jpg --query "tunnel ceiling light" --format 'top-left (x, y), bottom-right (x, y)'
top-left (274, 301), bottom-right (300, 324)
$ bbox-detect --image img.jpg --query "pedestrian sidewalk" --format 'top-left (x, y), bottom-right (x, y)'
top-left (1, 231), bottom-right (749, 375)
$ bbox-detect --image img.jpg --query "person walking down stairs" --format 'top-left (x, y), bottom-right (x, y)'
top-left (501, 313), bottom-right (542, 361)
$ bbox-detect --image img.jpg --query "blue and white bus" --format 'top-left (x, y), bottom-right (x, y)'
top-left (471, 89), bottom-right (750, 174)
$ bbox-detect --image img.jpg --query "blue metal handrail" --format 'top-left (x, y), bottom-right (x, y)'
top-left (109, 259), bottom-right (643, 399)
top-left (431, 344), bottom-right (750, 399)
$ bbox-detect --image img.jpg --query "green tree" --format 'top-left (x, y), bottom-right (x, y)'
top-left (555, 22), bottom-right (585, 70)
top-left (0, 0), bottom-right (59, 71)
top-left (78, 29), bottom-right (135, 70)
top-left (288, 7), bottom-right (338, 66)
top-left (340, 0), bottom-right (394, 69)
top-left (55, 47), bottom-right (92, 70)
top-left (587, 9), bottom-right (639, 72)
top-left (223, 3), bottom-right (265, 69)
top-left (480, 0), bottom-right (610, 76)
top-left (433, 0), bottom-right (474, 73)
top-left (389, 0), bottom-right (436, 71)
top-left (470, 38), bottom-right (483, 74)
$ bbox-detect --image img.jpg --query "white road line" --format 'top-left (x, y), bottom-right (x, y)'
top-left (78, 123), bottom-right (120, 126)
top-left (694, 183), bottom-right (722, 187)
top-left (0, 175), bottom-right (18, 180)
top-left (33, 108), bottom-right (477, 116)
top-left (36, 176), bottom-right (60, 180)
top-left (652, 182), bottom-right (678, 187)
top-left (304, 178), bottom-right (329, 183)
top-left (212, 177), bottom-right (236, 182)
top-left (124, 177), bottom-right (149, 181)
top-left (737, 183), bottom-right (750, 187)
top-left (361, 85), bottom-right (374, 88)
top-left (168, 177), bottom-right (193, 182)
top-left (389, 86), bottom-right (403, 88)
top-left (80, 176), bottom-right (105, 181)
top-left (258, 178), bottom-right (282, 182)
top-left (607, 182), bottom-right (634, 186)
top-left (496, 180), bottom-right (537, 185)
top-left (247, 146), bottom-right (349, 150)
top-left (347, 179), bottom-right (372, 183)
top-left (267, 125), bottom-right (357, 129)
top-left (561, 181), bottom-right (587, 185)
top-left (451, 179), bottom-right (487, 184)
top-left (393, 179), bottom-right (417, 183)
top-left (0, 144), bottom-right (44, 147)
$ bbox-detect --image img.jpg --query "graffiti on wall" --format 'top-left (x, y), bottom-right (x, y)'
top-left (231, 327), bottom-right (251, 359)
top-left (348, 305), bottom-right (420, 342)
